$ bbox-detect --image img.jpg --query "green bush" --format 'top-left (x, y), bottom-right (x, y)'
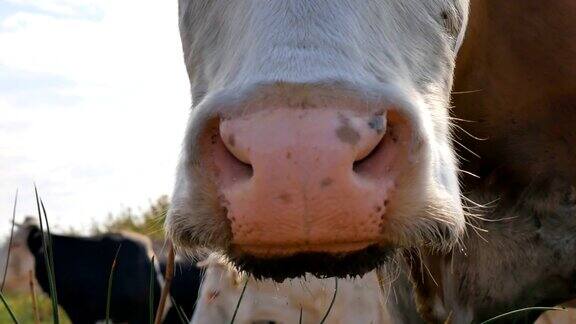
top-left (90, 195), bottom-right (169, 240)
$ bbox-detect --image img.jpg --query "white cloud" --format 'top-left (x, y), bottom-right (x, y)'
top-left (0, 0), bottom-right (191, 236)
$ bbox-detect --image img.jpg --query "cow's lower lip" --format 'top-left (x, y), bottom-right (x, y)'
top-left (234, 241), bottom-right (376, 257)
top-left (228, 244), bottom-right (395, 281)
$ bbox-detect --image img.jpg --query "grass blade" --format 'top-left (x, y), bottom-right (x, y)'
top-left (28, 270), bottom-right (40, 324)
top-left (106, 244), bottom-right (122, 324)
top-left (319, 278), bottom-right (338, 324)
top-left (480, 306), bottom-right (566, 324)
top-left (170, 296), bottom-right (189, 324)
top-left (34, 186), bottom-right (59, 324)
top-left (149, 256), bottom-right (156, 324)
top-left (1, 189), bottom-right (18, 292)
top-left (40, 199), bottom-right (59, 324)
top-left (229, 277), bottom-right (249, 324)
top-left (154, 242), bottom-right (175, 324)
top-left (0, 290), bottom-right (19, 324)
top-left (40, 199), bottom-right (58, 292)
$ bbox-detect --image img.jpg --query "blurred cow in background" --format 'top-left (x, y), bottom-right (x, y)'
top-left (0, 217), bottom-right (37, 293)
top-left (26, 225), bottom-right (164, 323)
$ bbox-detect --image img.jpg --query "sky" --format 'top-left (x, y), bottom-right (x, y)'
top-left (0, 0), bottom-right (191, 237)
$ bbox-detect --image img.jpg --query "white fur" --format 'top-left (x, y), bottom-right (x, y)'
top-left (191, 254), bottom-right (391, 324)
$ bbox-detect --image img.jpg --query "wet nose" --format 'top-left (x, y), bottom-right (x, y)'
top-left (203, 107), bottom-right (412, 255)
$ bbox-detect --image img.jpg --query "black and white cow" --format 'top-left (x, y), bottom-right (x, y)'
top-left (26, 226), bottom-right (162, 324)
top-left (26, 225), bottom-right (204, 324)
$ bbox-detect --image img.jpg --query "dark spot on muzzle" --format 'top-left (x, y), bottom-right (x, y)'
top-left (320, 177), bottom-right (334, 188)
top-left (278, 193), bottom-right (292, 204)
top-left (336, 115), bottom-right (361, 145)
top-left (368, 115), bottom-right (385, 134)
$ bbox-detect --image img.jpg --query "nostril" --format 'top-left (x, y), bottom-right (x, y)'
top-left (354, 113), bottom-right (387, 162)
top-left (220, 122), bottom-right (252, 165)
top-left (203, 118), bottom-right (253, 183)
top-left (353, 113), bottom-right (408, 176)
top-left (353, 135), bottom-right (385, 173)
top-left (352, 115), bottom-right (389, 172)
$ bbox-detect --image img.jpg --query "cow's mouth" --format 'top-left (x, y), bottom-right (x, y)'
top-left (234, 241), bottom-right (377, 256)
top-left (228, 244), bottom-right (394, 281)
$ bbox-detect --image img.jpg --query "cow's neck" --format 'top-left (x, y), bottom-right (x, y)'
top-left (405, 177), bottom-right (576, 323)
top-left (453, 0), bottom-right (576, 187)
top-left (403, 1), bottom-right (576, 322)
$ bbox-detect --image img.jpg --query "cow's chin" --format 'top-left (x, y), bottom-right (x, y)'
top-left (168, 208), bottom-right (462, 282)
top-left (227, 244), bottom-right (395, 281)
top-left (223, 198), bottom-right (462, 281)
top-left (167, 169), bottom-right (464, 281)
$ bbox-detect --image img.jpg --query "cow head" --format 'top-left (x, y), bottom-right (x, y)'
top-left (167, 0), bottom-right (470, 280)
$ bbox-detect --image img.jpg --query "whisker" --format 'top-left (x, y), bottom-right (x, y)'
top-left (452, 123), bottom-right (489, 141)
top-left (451, 89), bottom-right (483, 95)
top-left (458, 169), bottom-right (481, 178)
top-left (453, 139), bottom-right (481, 158)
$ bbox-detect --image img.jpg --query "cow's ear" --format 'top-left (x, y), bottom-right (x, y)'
top-left (26, 225), bottom-right (43, 254)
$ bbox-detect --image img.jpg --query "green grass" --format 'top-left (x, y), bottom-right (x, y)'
top-left (105, 244), bottom-right (122, 324)
top-left (0, 291), bottom-right (19, 324)
top-left (35, 187), bottom-right (59, 324)
top-left (480, 306), bottom-right (567, 324)
top-left (0, 293), bottom-right (71, 324)
top-left (170, 296), bottom-right (189, 324)
top-left (1, 189), bottom-right (18, 292)
top-left (319, 278), bottom-right (338, 324)
top-left (149, 256), bottom-right (155, 324)
top-left (229, 278), bottom-right (249, 324)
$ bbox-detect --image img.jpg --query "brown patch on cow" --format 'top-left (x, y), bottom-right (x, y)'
top-left (228, 134), bottom-right (235, 147)
top-left (336, 116), bottom-right (361, 145)
top-left (286, 151), bottom-right (292, 159)
top-left (320, 177), bottom-right (333, 188)
top-left (207, 290), bottom-right (220, 302)
top-left (278, 193), bottom-right (292, 204)
top-left (374, 205), bottom-right (382, 212)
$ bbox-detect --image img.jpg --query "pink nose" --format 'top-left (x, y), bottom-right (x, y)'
top-left (206, 108), bottom-right (411, 256)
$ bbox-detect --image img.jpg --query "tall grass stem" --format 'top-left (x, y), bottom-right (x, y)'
top-left (154, 242), bottom-right (175, 324)
top-left (319, 278), bottom-right (338, 324)
top-left (480, 306), bottom-right (566, 324)
top-left (229, 277), bottom-right (249, 324)
top-left (1, 189), bottom-right (18, 292)
top-left (105, 244), bottom-right (122, 324)
top-left (29, 270), bottom-right (40, 324)
top-left (0, 290), bottom-right (19, 324)
top-left (149, 256), bottom-right (156, 324)
top-left (34, 186), bottom-right (59, 324)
